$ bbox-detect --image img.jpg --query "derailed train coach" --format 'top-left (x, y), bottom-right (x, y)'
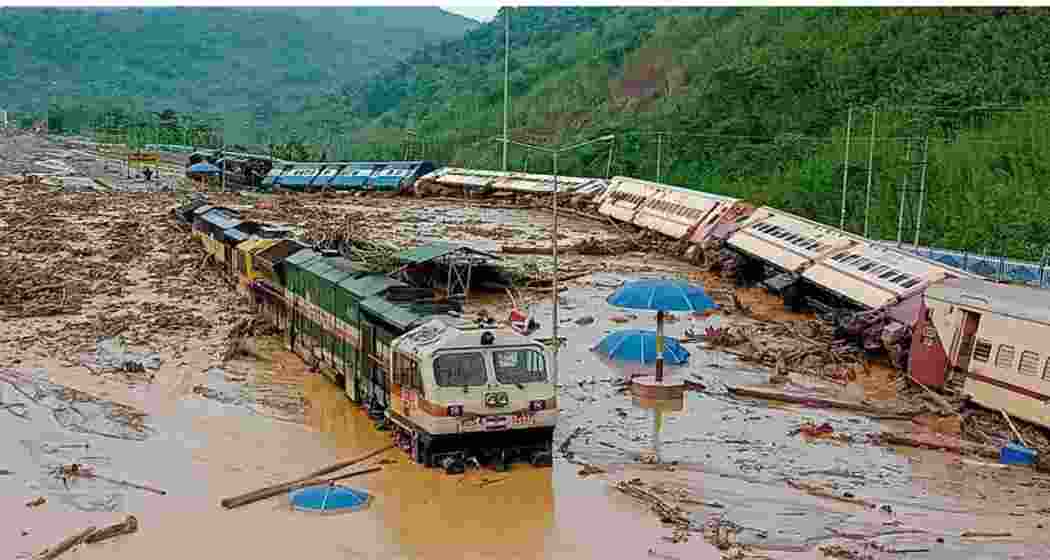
top-left (418, 167), bottom-right (607, 198)
top-left (597, 176), bottom-right (755, 245)
top-left (263, 160), bottom-right (437, 192)
top-left (910, 278), bottom-right (1050, 430)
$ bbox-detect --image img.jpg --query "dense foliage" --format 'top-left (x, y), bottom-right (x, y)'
top-left (337, 7), bottom-right (1050, 260)
top-left (18, 7), bottom-right (1050, 260)
top-left (1, 7), bottom-right (476, 114)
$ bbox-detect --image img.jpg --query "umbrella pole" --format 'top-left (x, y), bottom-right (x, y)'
top-left (655, 310), bottom-right (664, 382)
top-left (653, 409), bottom-right (662, 463)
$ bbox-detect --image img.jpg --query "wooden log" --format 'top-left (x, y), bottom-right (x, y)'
top-left (907, 373), bottom-right (960, 417)
top-left (36, 526), bottom-right (97, 560)
top-left (727, 385), bottom-right (897, 416)
top-left (220, 444), bottom-right (393, 509)
top-left (83, 515), bottom-right (139, 544)
top-left (880, 431), bottom-right (1001, 459)
top-left (785, 479), bottom-right (875, 509)
top-left (526, 271), bottom-right (591, 287)
top-left (222, 466), bottom-right (381, 510)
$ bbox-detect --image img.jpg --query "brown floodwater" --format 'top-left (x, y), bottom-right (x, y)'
top-left (4, 171), bottom-right (1050, 559)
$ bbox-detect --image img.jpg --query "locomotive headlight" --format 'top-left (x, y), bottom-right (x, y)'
top-left (447, 405), bottom-right (463, 417)
top-left (529, 399), bottom-right (546, 411)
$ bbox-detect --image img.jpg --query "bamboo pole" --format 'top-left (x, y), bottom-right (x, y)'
top-left (1000, 408), bottom-right (1030, 448)
top-left (221, 466), bottom-right (382, 510)
top-left (85, 473), bottom-right (166, 495)
top-left (220, 444), bottom-right (393, 509)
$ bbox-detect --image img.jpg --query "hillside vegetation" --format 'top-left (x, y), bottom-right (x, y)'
top-left (338, 7), bottom-right (1050, 260)
top-left (0, 7), bottom-right (476, 114)
top-left (26, 7), bottom-right (1050, 260)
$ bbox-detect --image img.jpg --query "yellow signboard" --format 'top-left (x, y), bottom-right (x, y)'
top-left (127, 152), bottom-right (160, 168)
top-left (97, 143), bottom-right (125, 155)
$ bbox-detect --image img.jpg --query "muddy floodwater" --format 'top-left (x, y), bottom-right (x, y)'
top-left (6, 273), bottom-right (1050, 560)
top-left (3, 136), bottom-right (1050, 559)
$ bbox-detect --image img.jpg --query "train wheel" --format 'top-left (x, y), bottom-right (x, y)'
top-left (420, 439), bottom-right (434, 468)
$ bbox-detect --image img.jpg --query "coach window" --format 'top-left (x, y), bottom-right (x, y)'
top-left (434, 352), bottom-right (488, 387)
top-left (973, 339), bottom-right (992, 363)
top-left (493, 349), bottom-right (548, 384)
top-left (995, 345), bottom-right (1016, 369)
top-left (1019, 351), bottom-right (1040, 377)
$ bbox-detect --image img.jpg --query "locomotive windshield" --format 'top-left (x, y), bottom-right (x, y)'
top-left (434, 352), bottom-right (487, 387)
top-left (493, 349), bottom-right (547, 384)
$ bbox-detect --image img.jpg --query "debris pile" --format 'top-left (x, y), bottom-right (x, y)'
top-left (613, 478), bottom-right (694, 543)
top-left (702, 317), bottom-right (866, 385)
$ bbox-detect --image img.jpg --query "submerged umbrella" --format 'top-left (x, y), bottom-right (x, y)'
top-left (188, 162), bottom-right (221, 175)
top-left (592, 329), bottom-right (690, 365)
top-left (289, 483), bottom-right (372, 514)
top-left (593, 329), bottom-right (691, 383)
top-left (607, 279), bottom-right (715, 382)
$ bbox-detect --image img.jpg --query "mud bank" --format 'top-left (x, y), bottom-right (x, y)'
top-left (4, 133), bottom-right (1049, 559)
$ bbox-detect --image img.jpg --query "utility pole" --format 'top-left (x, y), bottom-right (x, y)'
top-left (896, 140), bottom-right (913, 246)
top-left (656, 132), bottom-right (663, 183)
top-left (839, 106), bottom-right (853, 230)
top-left (551, 150), bottom-right (560, 385)
top-left (863, 107), bottom-right (878, 238)
top-left (913, 134), bottom-right (930, 247)
top-left (502, 7), bottom-right (510, 171)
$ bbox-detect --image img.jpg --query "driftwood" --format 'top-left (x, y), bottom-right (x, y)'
top-left (222, 466), bottom-right (381, 510)
top-left (84, 515), bottom-right (139, 544)
top-left (613, 479), bottom-right (692, 529)
top-left (881, 431), bottom-right (1001, 460)
top-left (785, 479), bottom-right (875, 509)
top-left (727, 385), bottom-right (909, 418)
top-left (220, 443), bottom-right (393, 509)
top-left (525, 271), bottom-right (592, 287)
top-left (907, 373), bottom-right (961, 417)
top-left (960, 531), bottom-right (1012, 538)
top-left (36, 526), bottom-right (97, 560)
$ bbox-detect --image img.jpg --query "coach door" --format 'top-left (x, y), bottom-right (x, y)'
top-left (951, 310), bottom-right (982, 371)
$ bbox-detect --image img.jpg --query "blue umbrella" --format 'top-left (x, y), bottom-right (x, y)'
top-left (593, 329), bottom-right (690, 365)
top-left (188, 162), bottom-right (221, 174)
top-left (289, 483), bottom-right (371, 514)
top-left (607, 278), bottom-right (715, 381)
top-left (606, 278), bottom-right (715, 312)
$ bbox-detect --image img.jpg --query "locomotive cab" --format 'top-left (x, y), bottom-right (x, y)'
top-left (387, 319), bottom-right (557, 472)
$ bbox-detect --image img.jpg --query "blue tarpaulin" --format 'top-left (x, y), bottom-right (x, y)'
top-left (592, 330), bottom-right (690, 365)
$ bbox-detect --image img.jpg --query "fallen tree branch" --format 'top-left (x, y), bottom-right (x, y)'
top-left (36, 526), bottom-right (97, 560)
top-left (84, 515), bottom-right (139, 544)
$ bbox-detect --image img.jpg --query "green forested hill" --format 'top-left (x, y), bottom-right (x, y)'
top-left (333, 7), bottom-right (1050, 259)
top-left (0, 7), bottom-right (477, 113)
top-left (18, 7), bottom-right (1050, 258)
